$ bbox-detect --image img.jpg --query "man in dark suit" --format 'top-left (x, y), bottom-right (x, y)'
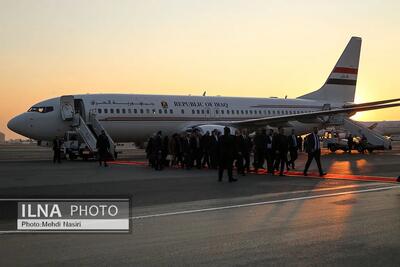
top-left (234, 130), bottom-right (246, 176)
top-left (97, 130), bottom-right (110, 167)
top-left (52, 136), bottom-right (62, 164)
top-left (288, 129), bottom-right (298, 169)
top-left (253, 129), bottom-right (267, 171)
top-left (218, 127), bottom-right (237, 182)
top-left (242, 130), bottom-right (253, 173)
top-left (181, 133), bottom-right (192, 169)
top-left (273, 127), bottom-right (289, 176)
top-left (265, 129), bottom-right (274, 174)
top-left (303, 127), bottom-right (326, 176)
top-left (152, 131), bottom-right (163, 170)
top-left (210, 130), bottom-right (219, 169)
top-left (201, 131), bottom-right (212, 168)
top-left (297, 135), bottom-right (303, 152)
top-left (190, 130), bottom-right (202, 169)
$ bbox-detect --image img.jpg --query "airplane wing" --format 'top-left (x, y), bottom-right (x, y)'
top-left (343, 98), bottom-right (400, 108)
top-left (227, 101), bottom-right (400, 128)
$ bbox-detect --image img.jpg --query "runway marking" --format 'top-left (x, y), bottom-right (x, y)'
top-left (285, 171), bottom-right (399, 183)
top-left (131, 184), bottom-right (400, 220)
top-left (109, 160), bottom-right (399, 183)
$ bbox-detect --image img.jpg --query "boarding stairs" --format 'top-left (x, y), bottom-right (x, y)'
top-left (72, 113), bottom-right (116, 159)
top-left (341, 118), bottom-right (391, 149)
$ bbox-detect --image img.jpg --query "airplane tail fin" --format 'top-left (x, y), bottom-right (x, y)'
top-left (298, 36), bottom-right (362, 103)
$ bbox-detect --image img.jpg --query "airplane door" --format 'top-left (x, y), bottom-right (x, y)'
top-left (60, 95), bottom-right (75, 121)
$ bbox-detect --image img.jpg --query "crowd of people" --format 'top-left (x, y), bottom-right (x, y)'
top-left (145, 126), bottom-right (326, 181)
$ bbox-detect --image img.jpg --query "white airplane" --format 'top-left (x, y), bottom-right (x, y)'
top-left (7, 37), bottom-right (400, 145)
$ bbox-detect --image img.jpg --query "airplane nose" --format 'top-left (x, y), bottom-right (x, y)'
top-left (7, 114), bottom-right (27, 135)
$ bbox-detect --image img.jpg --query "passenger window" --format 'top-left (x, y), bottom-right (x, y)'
top-left (249, 110), bottom-right (253, 115)
top-left (146, 109), bottom-right (150, 114)
top-left (159, 109), bottom-right (162, 114)
top-left (110, 109), bottom-right (114, 113)
top-left (98, 109), bottom-right (102, 114)
top-left (241, 110), bottom-right (244, 114)
top-left (140, 109), bottom-right (143, 114)
top-left (116, 109), bottom-right (120, 114)
top-left (122, 109), bottom-right (126, 114)
top-left (216, 110), bottom-right (219, 114)
top-left (227, 110), bottom-right (230, 114)
top-left (170, 109), bottom-right (173, 114)
top-left (197, 110), bottom-right (200, 114)
top-left (192, 110), bottom-right (195, 114)
top-left (221, 110), bottom-right (224, 114)
top-left (164, 109), bottom-right (168, 114)
top-left (152, 109), bottom-right (156, 114)
top-left (206, 110), bottom-right (210, 114)
top-left (201, 110), bottom-right (204, 114)
top-left (245, 110), bottom-right (248, 114)
top-left (134, 109), bottom-right (137, 114)
top-left (104, 109), bottom-right (108, 114)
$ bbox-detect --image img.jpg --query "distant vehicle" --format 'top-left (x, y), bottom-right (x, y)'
top-left (63, 131), bottom-right (95, 160)
top-left (324, 137), bottom-right (384, 153)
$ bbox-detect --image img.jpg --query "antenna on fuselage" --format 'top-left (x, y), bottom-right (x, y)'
top-left (202, 91), bottom-right (206, 96)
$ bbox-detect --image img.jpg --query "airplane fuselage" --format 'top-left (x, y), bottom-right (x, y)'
top-left (8, 94), bottom-right (342, 143)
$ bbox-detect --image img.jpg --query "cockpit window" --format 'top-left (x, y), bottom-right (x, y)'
top-left (28, 106), bottom-right (54, 113)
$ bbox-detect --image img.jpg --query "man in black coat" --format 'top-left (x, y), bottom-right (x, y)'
top-left (218, 127), bottom-right (237, 182)
top-left (201, 131), bottom-right (212, 168)
top-left (234, 130), bottom-right (246, 176)
top-left (265, 129), bottom-right (274, 174)
top-left (303, 127), bottom-right (326, 176)
top-left (297, 135), bottom-right (303, 152)
top-left (96, 130), bottom-right (110, 167)
top-left (347, 134), bottom-right (354, 154)
top-left (152, 131), bottom-right (163, 170)
top-left (145, 135), bottom-right (155, 167)
top-left (209, 130), bottom-right (219, 169)
top-left (288, 129), bottom-right (298, 169)
top-left (273, 127), bottom-right (289, 176)
top-left (52, 136), bottom-right (62, 164)
top-left (181, 133), bottom-right (192, 169)
top-left (242, 130), bottom-right (253, 173)
top-left (253, 129), bottom-right (267, 171)
top-left (190, 130), bottom-right (202, 169)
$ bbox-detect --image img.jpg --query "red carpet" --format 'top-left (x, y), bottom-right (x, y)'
top-left (108, 160), bottom-right (399, 183)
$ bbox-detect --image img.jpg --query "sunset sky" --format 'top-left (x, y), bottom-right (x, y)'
top-left (1, 0), bottom-right (400, 139)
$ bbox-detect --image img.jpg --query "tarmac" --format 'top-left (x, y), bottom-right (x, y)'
top-left (0, 143), bottom-right (399, 266)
